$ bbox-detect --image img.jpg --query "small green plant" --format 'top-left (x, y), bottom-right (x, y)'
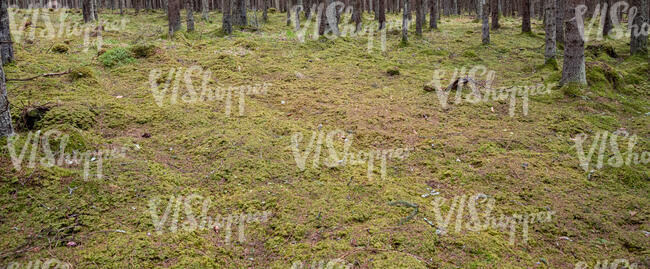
top-left (98, 47), bottom-right (135, 67)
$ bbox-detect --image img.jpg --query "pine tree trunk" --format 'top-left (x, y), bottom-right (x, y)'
top-left (491, 0), bottom-right (499, 29)
top-left (601, 0), bottom-right (612, 37)
top-left (555, 0), bottom-right (564, 42)
top-left (294, 0), bottom-right (301, 31)
top-left (429, 0), bottom-right (437, 28)
top-left (402, 0), bottom-right (408, 42)
top-left (83, 0), bottom-right (93, 21)
top-left (482, 0), bottom-right (489, 44)
top-left (544, 0), bottom-right (556, 61)
top-left (186, 0), bottom-right (195, 31)
top-left (262, 0), bottom-right (268, 21)
top-left (319, 0), bottom-right (327, 35)
top-left (0, 0), bottom-right (14, 65)
top-left (522, 0), bottom-right (531, 33)
top-left (235, 0), bottom-right (247, 25)
top-left (353, 0), bottom-right (362, 32)
top-left (201, 0), bottom-right (209, 20)
top-left (378, 0), bottom-right (385, 29)
top-left (286, 0), bottom-right (292, 26)
top-left (168, 0), bottom-right (181, 36)
top-left (477, 0), bottom-right (482, 20)
top-left (0, 64), bottom-right (11, 137)
top-left (223, 0), bottom-right (233, 33)
top-left (561, 0), bottom-right (586, 86)
top-left (119, 0), bottom-right (123, 14)
top-left (630, 0), bottom-right (648, 55)
top-left (415, 0), bottom-right (422, 35)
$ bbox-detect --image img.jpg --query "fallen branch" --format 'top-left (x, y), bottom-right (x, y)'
top-left (389, 200), bottom-right (419, 225)
top-left (7, 70), bottom-right (70, 82)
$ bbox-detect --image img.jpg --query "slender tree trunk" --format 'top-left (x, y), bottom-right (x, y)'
top-left (0, 64), bottom-right (11, 137)
top-left (429, 0), bottom-right (437, 28)
top-left (601, 0), bottom-right (612, 38)
top-left (201, 0), bottom-right (209, 19)
top-left (168, 0), bottom-right (181, 36)
top-left (630, 0), bottom-right (648, 55)
top-left (491, 0), bottom-right (499, 29)
top-left (119, 0), bottom-right (124, 14)
top-left (186, 0), bottom-right (195, 31)
top-left (235, 0), bottom-right (247, 25)
top-left (286, 0), bottom-right (292, 26)
top-left (482, 0), bottom-right (489, 44)
top-left (415, 0), bottom-right (422, 35)
top-left (378, 0), bottom-right (385, 29)
top-left (294, 0), bottom-right (301, 31)
top-left (0, 0), bottom-right (14, 65)
top-left (319, 0), bottom-right (327, 35)
top-left (223, 0), bottom-right (233, 33)
top-left (522, 0), bottom-right (531, 33)
top-left (556, 0), bottom-right (564, 43)
top-left (561, 0), bottom-right (586, 86)
top-left (83, 0), bottom-right (93, 21)
top-left (262, 0), bottom-right (268, 21)
top-left (402, 0), bottom-right (408, 42)
top-left (544, 0), bottom-right (556, 61)
top-left (477, 0), bottom-right (483, 20)
top-left (353, 0), bottom-right (362, 32)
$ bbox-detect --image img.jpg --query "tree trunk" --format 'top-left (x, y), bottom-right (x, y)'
top-left (0, 64), bottom-right (11, 137)
top-left (234, 0), bottom-right (247, 25)
top-left (601, 0), bottom-right (612, 38)
top-left (561, 0), bottom-right (586, 86)
top-left (522, 0), bottom-right (531, 33)
top-left (262, 0), bottom-right (268, 21)
top-left (378, 0), bottom-right (385, 29)
top-left (491, 0), bottom-right (499, 29)
top-left (201, 0), bottom-right (209, 20)
top-left (168, 0), bottom-right (181, 36)
top-left (0, 0), bottom-right (14, 65)
top-left (83, 0), bottom-right (93, 22)
top-left (286, 0), bottom-right (292, 26)
top-left (294, 0), bottom-right (301, 31)
top-left (415, 0), bottom-right (422, 35)
top-left (630, 0), bottom-right (648, 55)
top-left (482, 0), bottom-right (489, 44)
top-left (119, 0), bottom-right (124, 14)
top-left (186, 0), bottom-right (195, 31)
top-left (555, 0), bottom-right (564, 43)
top-left (223, 0), bottom-right (233, 33)
top-left (402, 0), bottom-right (408, 42)
top-left (544, 0), bottom-right (556, 61)
top-left (353, 0), bottom-right (362, 32)
top-left (477, 0), bottom-right (483, 20)
top-left (429, 0), bottom-right (437, 28)
top-left (319, 0), bottom-right (327, 35)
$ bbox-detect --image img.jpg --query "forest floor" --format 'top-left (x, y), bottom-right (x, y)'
top-left (0, 7), bottom-right (649, 269)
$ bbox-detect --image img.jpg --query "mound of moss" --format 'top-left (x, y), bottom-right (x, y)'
top-left (586, 62), bottom-right (624, 91)
top-left (98, 47), bottom-right (135, 67)
top-left (586, 43), bottom-right (618, 58)
top-left (36, 105), bottom-right (97, 130)
top-left (69, 66), bottom-right (94, 80)
top-left (51, 44), bottom-right (69, 53)
top-left (130, 44), bottom-right (157, 58)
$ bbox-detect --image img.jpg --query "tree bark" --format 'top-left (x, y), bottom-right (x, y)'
top-left (201, 0), bottom-right (209, 20)
top-left (402, 0), bottom-right (408, 42)
top-left (223, 0), bottom-right (233, 33)
top-left (482, 0), bottom-right (489, 44)
top-left (561, 0), bottom-right (586, 86)
top-left (353, 0), bottom-right (362, 32)
top-left (415, 0), bottom-right (422, 36)
top-left (555, 0), bottom-right (564, 43)
top-left (544, 0), bottom-right (556, 60)
top-left (262, 0), bottom-right (268, 21)
top-left (378, 0), bottom-right (385, 29)
top-left (429, 0), bottom-right (437, 28)
top-left (491, 0), bottom-right (499, 29)
top-left (0, 64), bottom-right (11, 137)
top-left (0, 0), bottom-right (14, 65)
top-left (83, 0), bottom-right (94, 22)
top-left (630, 0), bottom-right (648, 55)
top-left (522, 0), bottom-right (531, 33)
top-left (168, 0), bottom-right (182, 36)
top-left (186, 0), bottom-right (195, 31)
top-left (286, 0), bottom-right (292, 26)
top-left (234, 0), bottom-right (247, 25)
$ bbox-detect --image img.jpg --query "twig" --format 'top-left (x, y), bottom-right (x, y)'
top-left (8, 70), bottom-right (70, 82)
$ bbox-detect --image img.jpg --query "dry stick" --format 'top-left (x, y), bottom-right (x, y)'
top-left (7, 70), bottom-right (71, 82)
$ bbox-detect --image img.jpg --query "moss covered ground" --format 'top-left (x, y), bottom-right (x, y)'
top-left (0, 8), bottom-right (649, 268)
